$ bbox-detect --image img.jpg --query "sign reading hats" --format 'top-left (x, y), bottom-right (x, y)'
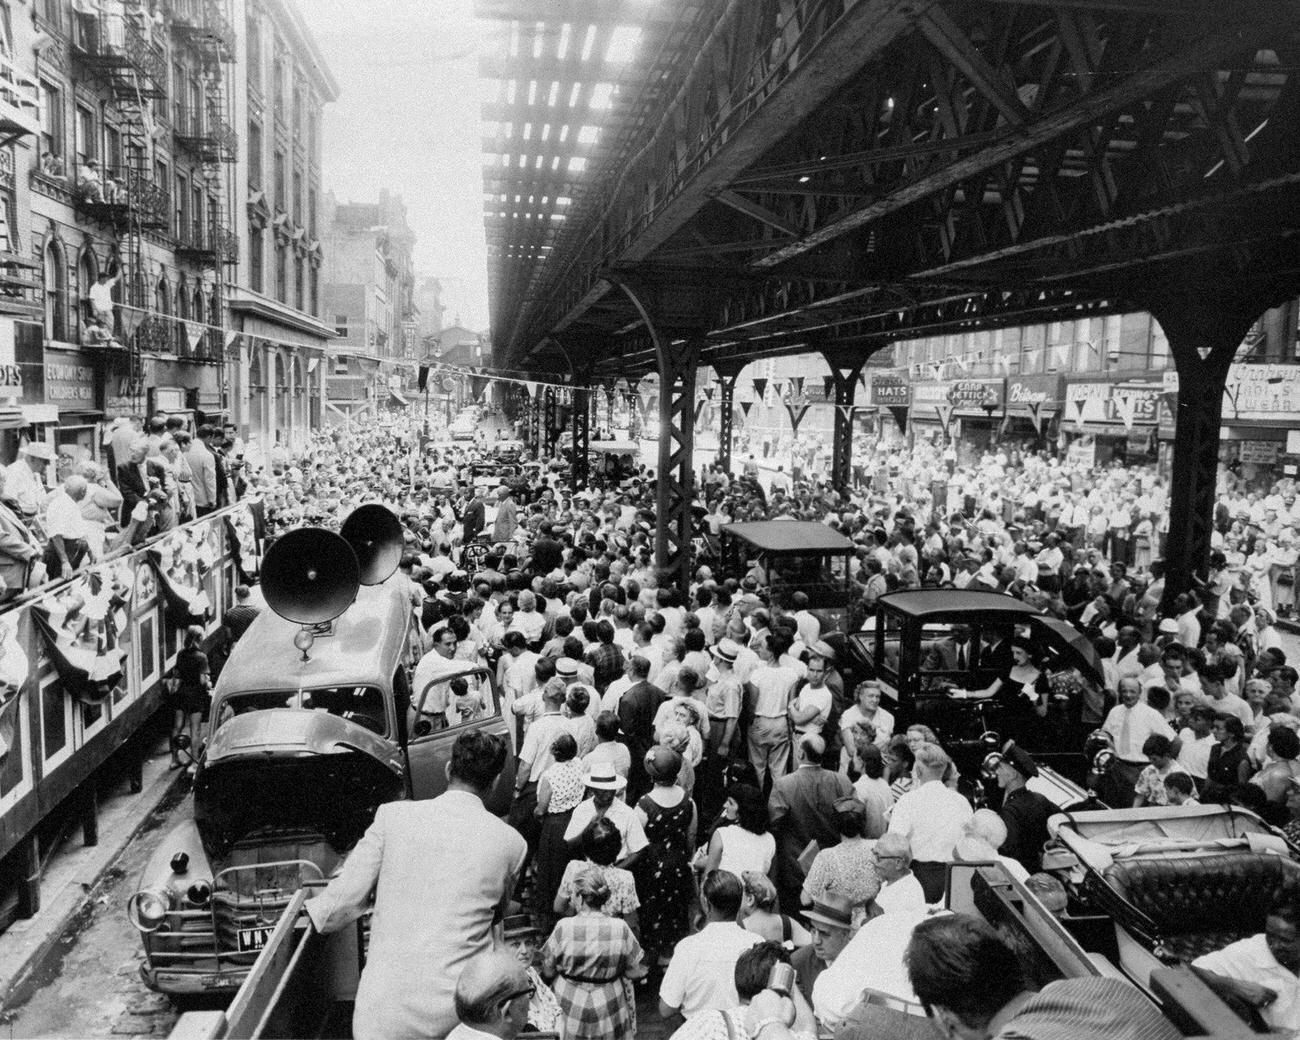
top-left (869, 375), bottom-right (911, 407)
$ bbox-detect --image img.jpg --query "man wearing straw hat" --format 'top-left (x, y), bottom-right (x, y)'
top-left (563, 761), bottom-right (648, 868)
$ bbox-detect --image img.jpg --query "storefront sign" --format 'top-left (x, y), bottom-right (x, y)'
top-left (0, 364), bottom-right (22, 393)
top-left (946, 379), bottom-right (1004, 413)
top-left (870, 376), bottom-right (911, 407)
top-left (1239, 440), bottom-right (1281, 464)
top-left (1065, 379), bottom-right (1161, 426)
top-left (1006, 374), bottom-right (1063, 414)
top-left (1165, 365), bottom-right (1300, 421)
top-left (44, 354), bottom-right (96, 405)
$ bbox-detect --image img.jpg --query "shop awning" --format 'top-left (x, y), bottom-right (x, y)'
top-left (22, 405), bottom-right (58, 424)
top-left (0, 406), bottom-right (24, 429)
top-left (388, 390), bottom-right (409, 407)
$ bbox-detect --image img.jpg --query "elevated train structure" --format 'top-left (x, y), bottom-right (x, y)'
top-left (479, 0), bottom-right (1300, 604)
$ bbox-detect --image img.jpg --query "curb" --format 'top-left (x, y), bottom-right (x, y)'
top-left (0, 745), bottom-right (186, 1007)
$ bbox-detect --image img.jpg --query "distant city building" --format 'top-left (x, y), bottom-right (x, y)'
top-left (322, 189), bottom-right (417, 420)
top-left (229, 0), bottom-right (338, 453)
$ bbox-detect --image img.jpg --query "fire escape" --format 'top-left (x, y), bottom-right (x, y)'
top-left (169, 0), bottom-right (237, 365)
top-left (70, 7), bottom-right (170, 406)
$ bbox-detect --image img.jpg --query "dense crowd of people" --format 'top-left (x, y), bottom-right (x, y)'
top-left (212, 407), bottom-right (1295, 1040)
top-left (9, 404), bottom-right (1299, 1037)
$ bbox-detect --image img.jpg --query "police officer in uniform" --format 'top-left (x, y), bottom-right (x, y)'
top-left (993, 742), bottom-right (1056, 874)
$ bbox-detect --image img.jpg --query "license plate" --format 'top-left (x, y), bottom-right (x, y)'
top-left (237, 926), bottom-right (274, 952)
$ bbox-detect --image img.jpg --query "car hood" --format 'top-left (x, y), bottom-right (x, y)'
top-left (195, 710), bottom-right (405, 856)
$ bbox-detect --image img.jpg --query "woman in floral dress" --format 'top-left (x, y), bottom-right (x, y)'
top-left (633, 746), bottom-right (697, 964)
top-left (541, 867), bottom-right (646, 1040)
top-left (534, 733), bottom-right (586, 924)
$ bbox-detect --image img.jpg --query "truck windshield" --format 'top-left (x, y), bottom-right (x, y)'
top-left (213, 686), bottom-right (388, 735)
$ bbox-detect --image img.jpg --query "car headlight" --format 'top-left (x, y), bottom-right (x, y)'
top-left (127, 889), bottom-right (171, 933)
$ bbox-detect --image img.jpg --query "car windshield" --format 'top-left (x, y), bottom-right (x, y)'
top-left (213, 685), bottom-right (388, 736)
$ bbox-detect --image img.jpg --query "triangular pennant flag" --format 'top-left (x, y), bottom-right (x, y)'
top-left (935, 402), bottom-right (955, 437)
top-left (1114, 392), bottom-right (1136, 432)
top-left (1027, 401), bottom-right (1044, 437)
top-left (524, 380), bottom-right (539, 400)
top-left (224, 330), bottom-right (240, 355)
top-left (703, 385), bottom-right (714, 400)
top-left (752, 378), bottom-right (768, 400)
top-left (837, 404), bottom-right (856, 421)
top-left (119, 306), bottom-right (145, 342)
top-left (887, 405), bottom-right (909, 435)
top-left (186, 321), bottom-right (204, 352)
top-left (786, 403), bottom-right (809, 433)
top-left (1053, 342), bottom-right (1071, 368)
top-left (740, 400), bottom-right (754, 417)
top-left (1071, 396), bottom-right (1087, 432)
top-left (823, 376), bottom-right (835, 400)
top-left (694, 398), bottom-right (706, 423)
top-left (772, 379), bottom-right (786, 401)
top-left (639, 388), bottom-right (654, 414)
top-left (789, 376), bottom-right (804, 399)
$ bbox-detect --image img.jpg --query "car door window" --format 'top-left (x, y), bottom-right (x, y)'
top-left (410, 668), bottom-right (499, 741)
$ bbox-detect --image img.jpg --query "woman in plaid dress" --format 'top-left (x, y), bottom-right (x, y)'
top-left (541, 867), bottom-right (646, 1040)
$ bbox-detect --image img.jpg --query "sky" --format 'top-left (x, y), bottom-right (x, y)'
top-left (296, 0), bottom-right (491, 332)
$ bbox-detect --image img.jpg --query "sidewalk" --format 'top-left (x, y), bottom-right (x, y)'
top-left (0, 737), bottom-right (182, 1004)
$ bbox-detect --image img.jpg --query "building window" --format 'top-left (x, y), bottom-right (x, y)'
top-left (275, 242), bottom-right (287, 302)
top-left (246, 16), bottom-right (261, 85)
top-left (172, 63), bottom-right (184, 127)
top-left (292, 170), bottom-right (301, 225)
top-left (294, 256), bottom-right (304, 311)
top-left (272, 49), bottom-right (284, 121)
top-left (74, 103), bottom-right (95, 168)
top-left (307, 188), bottom-right (317, 237)
top-left (247, 119), bottom-right (262, 190)
top-left (192, 186), bottom-right (204, 242)
top-left (308, 105), bottom-right (318, 161)
top-left (104, 121), bottom-right (121, 168)
top-left (292, 83), bottom-right (302, 139)
top-left (43, 238), bottom-right (66, 342)
top-left (175, 172), bottom-right (188, 239)
top-left (41, 0), bottom-right (61, 29)
top-left (310, 267), bottom-right (319, 316)
top-left (39, 80), bottom-right (62, 170)
top-left (249, 227), bottom-right (264, 293)
top-left (334, 313), bottom-right (347, 337)
top-left (274, 149), bottom-right (285, 210)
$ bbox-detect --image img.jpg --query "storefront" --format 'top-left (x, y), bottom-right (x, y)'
top-left (44, 348), bottom-right (102, 463)
top-left (1061, 376), bottom-right (1162, 468)
top-left (1005, 374), bottom-right (1064, 446)
top-left (1181, 363), bottom-right (1300, 486)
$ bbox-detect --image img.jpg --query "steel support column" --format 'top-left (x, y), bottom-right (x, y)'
top-left (571, 385), bottom-right (591, 491)
top-left (543, 386), bottom-right (559, 457)
top-left (713, 361), bottom-right (743, 474)
top-left (610, 276), bottom-right (707, 590)
top-left (654, 336), bottom-right (702, 589)
top-left (1146, 293), bottom-right (1263, 611)
top-left (825, 353), bottom-right (867, 492)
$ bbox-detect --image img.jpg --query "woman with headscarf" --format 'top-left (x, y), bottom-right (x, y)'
top-left (632, 746), bottom-right (696, 966)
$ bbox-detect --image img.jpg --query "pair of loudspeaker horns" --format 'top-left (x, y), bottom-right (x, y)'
top-left (261, 504), bottom-right (405, 625)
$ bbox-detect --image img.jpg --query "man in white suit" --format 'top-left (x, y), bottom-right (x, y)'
top-left (306, 731), bottom-right (527, 1039)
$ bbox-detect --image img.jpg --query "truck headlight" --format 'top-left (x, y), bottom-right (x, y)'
top-left (127, 889), bottom-right (170, 932)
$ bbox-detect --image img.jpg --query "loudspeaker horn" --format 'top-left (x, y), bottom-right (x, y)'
top-left (261, 528), bottom-right (361, 625)
top-left (340, 504), bottom-right (405, 586)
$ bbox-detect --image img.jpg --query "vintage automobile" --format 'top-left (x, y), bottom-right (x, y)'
top-left (719, 520), bottom-right (854, 632)
top-left (1047, 804), bottom-right (1300, 992)
top-left (127, 506), bottom-right (515, 996)
top-left (844, 589), bottom-right (1107, 780)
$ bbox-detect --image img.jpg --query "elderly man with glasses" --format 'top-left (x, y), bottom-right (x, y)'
top-left (871, 833), bottom-right (927, 915)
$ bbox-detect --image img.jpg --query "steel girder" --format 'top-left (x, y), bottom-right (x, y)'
top-left (571, 385), bottom-right (591, 490)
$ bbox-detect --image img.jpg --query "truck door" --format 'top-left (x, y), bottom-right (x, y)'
top-left (403, 666), bottom-right (517, 815)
